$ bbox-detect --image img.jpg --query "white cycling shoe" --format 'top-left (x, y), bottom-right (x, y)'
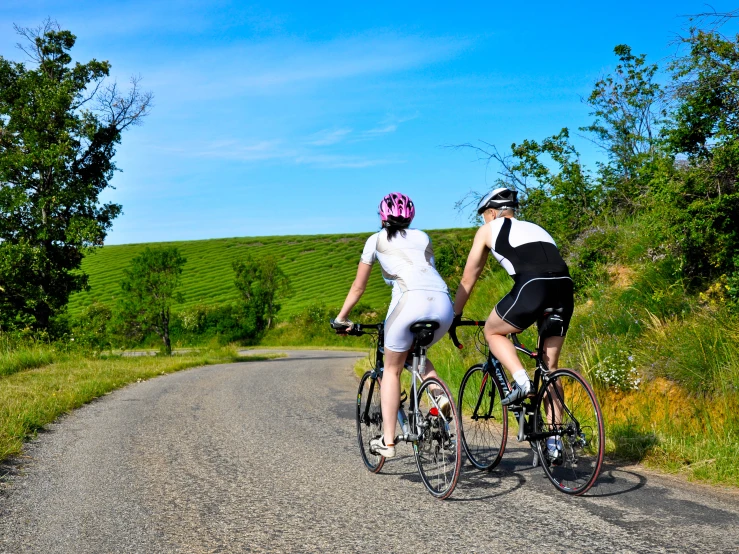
top-left (546, 437), bottom-right (563, 466)
top-left (434, 393), bottom-right (452, 419)
top-left (501, 381), bottom-right (532, 406)
top-left (370, 437), bottom-right (396, 458)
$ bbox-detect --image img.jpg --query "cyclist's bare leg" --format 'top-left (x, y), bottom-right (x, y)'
top-left (381, 348), bottom-right (410, 445)
top-left (541, 336), bottom-right (564, 371)
top-left (484, 311), bottom-right (526, 375)
top-left (542, 336), bottom-right (565, 424)
top-left (419, 358), bottom-right (444, 395)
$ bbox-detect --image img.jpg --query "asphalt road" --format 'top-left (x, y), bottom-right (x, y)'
top-left (1, 350), bottom-right (737, 553)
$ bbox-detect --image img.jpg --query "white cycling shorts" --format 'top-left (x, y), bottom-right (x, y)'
top-left (384, 290), bottom-right (454, 353)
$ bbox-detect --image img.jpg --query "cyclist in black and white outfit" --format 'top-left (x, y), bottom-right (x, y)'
top-left (452, 187), bottom-right (573, 459)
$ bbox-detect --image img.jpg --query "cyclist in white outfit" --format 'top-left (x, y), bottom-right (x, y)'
top-left (333, 193), bottom-right (454, 459)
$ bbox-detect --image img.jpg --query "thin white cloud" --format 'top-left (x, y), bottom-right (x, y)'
top-left (294, 154), bottom-right (401, 169)
top-left (188, 139), bottom-right (295, 162)
top-left (160, 137), bottom-right (402, 169)
top-left (150, 33), bottom-right (468, 101)
top-left (307, 128), bottom-right (353, 146)
top-left (365, 124), bottom-right (397, 135)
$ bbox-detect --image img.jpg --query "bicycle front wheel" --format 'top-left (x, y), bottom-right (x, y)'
top-left (356, 371), bottom-right (385, 473)
top-left (414, 376), bottom-right (461, 499)
top-left (534, 368), bottom-right (604, 495)
top-left (458, 363), bottom-right (508, 470)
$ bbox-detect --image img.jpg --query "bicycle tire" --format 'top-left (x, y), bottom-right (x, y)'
top-left (458, 363), bottom-right (508, 470)
top-left (534, 368), bottom-right (604, 495)
top-left (414, 376), bottom-right (461, 499)
top-left (356, 371), bottom-right (385, 473)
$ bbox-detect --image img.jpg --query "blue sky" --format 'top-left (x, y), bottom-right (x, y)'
top-left (1, 1), bottom-right (736, 244)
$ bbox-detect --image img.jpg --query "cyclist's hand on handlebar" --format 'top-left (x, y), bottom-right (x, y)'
top-left (452, 312), bottom-right (463, 328)
top-left (330, 317), bottom-right (354, 334)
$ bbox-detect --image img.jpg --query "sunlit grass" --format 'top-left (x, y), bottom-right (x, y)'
top-left (0, 347), bottom-right (56, 378)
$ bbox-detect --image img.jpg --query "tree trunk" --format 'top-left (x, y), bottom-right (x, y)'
top-left (161, 310), bottom-right (172, 355)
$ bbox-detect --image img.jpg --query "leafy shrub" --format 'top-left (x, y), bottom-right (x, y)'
top-left (70, 301), bottom-right (113, 350)
top-left (566, 226), bottom-right (619, 293)
top-left (169, 302), bottom-right (262, 346)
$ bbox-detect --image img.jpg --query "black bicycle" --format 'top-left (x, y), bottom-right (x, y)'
top-left (331, 319), bottom-right (462, 499)
top-left (449, 311), bottom-right (605, 495)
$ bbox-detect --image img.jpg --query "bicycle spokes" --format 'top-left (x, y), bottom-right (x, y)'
top-left (534, 370), bottom-right (604, 495)
top-left (457, 364), bottom-right (507, 471)
top-left (356, 371), bottom-right (385, 474)
top-left (414, 377), bottom-right (461, 499)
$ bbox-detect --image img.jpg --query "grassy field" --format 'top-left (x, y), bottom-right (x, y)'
top-left (69, 229), bottom-right (473, 318)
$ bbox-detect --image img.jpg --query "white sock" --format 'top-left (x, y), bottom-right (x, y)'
top-left (512, 370), bottom-right (531, 391)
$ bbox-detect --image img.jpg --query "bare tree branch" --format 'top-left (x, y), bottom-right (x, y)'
top-left (97, 76), bottom-right (153, 131)
top-left (14, 19), bottom-right (61, 64)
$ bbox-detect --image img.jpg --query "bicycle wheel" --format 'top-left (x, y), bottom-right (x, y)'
top-left (414, 376), bottom-right (461, 499)
top-left (534, 368), bottom-right (604, 495)
top-left (356, 371), bottom-right (385, 473)
top-left (458, 363), bottom-right (508, 470)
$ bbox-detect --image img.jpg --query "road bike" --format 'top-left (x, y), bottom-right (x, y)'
top-left (449, 311), bottom-right (604, 495)
top-left (332, 319), bottom-right (462, 499)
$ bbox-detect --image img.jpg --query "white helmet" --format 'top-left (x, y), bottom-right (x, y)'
top-left (476, 187), bottom-right (519, 214)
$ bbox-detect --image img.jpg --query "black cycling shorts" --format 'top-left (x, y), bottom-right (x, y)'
top-left (494, 273), bottom-right (574, 335)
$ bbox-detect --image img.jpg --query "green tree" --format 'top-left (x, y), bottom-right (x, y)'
top-left (0, 20), bottom-right (151, 331)
top-left (501, 129), bottom-right (601, 247)
top-left (656, 29), bottom-right (739, 285)
top-left (582, 45), bottom-right (664, 192)
top-left (456, 130), bottom-right (601, 248)
top-left (668, 30), bottom-right (739, 160)
top-left (233, 255), bottom-right (291, 330)
top-left (116, 247), bottom-right (186, 355)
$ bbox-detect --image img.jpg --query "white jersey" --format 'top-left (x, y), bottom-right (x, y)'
top-left (360, 228), bottom-right (449, 304)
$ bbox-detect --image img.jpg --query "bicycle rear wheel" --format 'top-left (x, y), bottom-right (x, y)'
top-left (534, 368), bottom-right (604, 495)
top-left (356, 371), bottom-right (385, 473)
top-left (458, 363), bottom-right (508, 470)
top-left (414, 376), bottom-right (461, 499)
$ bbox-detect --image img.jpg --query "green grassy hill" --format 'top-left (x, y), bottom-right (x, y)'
top-left (69, 229), bottom-right (474, 317)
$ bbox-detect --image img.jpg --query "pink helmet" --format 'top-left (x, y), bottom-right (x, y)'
top-left (379, 192), bottom-right (415, 223)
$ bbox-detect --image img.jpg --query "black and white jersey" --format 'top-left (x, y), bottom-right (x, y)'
top-left (488, 217), bottom-right (568, 276)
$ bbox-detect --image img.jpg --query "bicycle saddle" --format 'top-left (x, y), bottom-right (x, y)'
top-left (409, 320), bottom-right (440, 347)
top-left (538, 308), bottom-right (565, 339)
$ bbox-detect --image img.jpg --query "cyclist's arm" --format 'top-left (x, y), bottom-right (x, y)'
top-left (337, 262), bottom-right (372, 321)
top-left (453, 225), bottom-right (490, 315)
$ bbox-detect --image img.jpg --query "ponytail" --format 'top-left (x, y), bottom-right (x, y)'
top-left (382, 215), bottom-right (411, 241)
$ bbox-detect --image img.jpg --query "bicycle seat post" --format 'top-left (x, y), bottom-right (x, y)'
top-left (408, 321), bottom-right (440, 378)
top-left (417, 346), bottom-right (427, 375)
